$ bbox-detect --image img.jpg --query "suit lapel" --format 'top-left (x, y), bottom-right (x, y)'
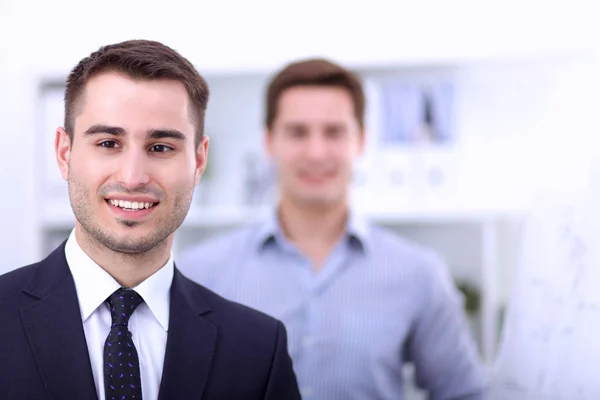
top-left (20, 243), bottom-right (98, 400)
top-left (158, 269), bottom-right (217, 400)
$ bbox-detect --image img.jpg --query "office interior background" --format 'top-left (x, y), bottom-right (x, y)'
top-left (1, 0), bottom-right (599, 398)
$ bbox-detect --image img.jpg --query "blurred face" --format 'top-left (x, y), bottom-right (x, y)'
top-left (266, 86), bottom-right (364, 208)
top-left (55, 71), bottom-right (208, 254)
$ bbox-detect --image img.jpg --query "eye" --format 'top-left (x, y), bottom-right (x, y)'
top-left (288, 127), bottom-right (307, 138)
top-left (150, 144), bottom-right (173, 153)
top-left (325, 126), bottom-right (346, 138)
top-left (98, 140), bottom-right (119, 149)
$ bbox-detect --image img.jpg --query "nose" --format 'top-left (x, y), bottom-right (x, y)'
top-left (116, 148), bottom-right (151, 189)
top-left (306, 134), bottom-right (328, 160)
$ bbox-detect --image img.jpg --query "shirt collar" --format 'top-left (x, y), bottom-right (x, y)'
top-left (255, 207), bottom-right (372, 253)
top-left (346, 210), bottom-right (372, 252)
top-left (64, 228), bottom-right (173, 331)
top-left (255, 210), bottom-right (281, 248)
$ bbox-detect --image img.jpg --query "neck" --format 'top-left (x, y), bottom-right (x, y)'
top-left (74, 224), bottom-right (172, 288)
top-left (278, 196), bottom-right (348, 269)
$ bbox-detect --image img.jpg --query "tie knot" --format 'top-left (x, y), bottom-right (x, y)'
top-left (106, 288), bottom-right (143, 327)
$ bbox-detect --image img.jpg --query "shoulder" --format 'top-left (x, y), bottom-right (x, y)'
top-left (0, 262), bottom-right (40, 294)
top-left (176, 223), bottom-right (262, 282)
top-left (179, 224), bottom-right (259, 262)
top-left (203, 281), bottom-right (279, 328)
top-left (367, 225), bottom-right (464, 318)
top-left (174, 274), bottom-right (298, 395)
top-left (368, 224), bottom-right (448, 277)
top-left (0, 262), bottom-right (40, 307)
top-left (178, 272), bottom-right (284, 343)
top-left (366, 224), bottom-right (461, 307)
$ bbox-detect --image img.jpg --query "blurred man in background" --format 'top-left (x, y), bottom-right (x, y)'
top-left (178, 58), bottom-right (487, 399)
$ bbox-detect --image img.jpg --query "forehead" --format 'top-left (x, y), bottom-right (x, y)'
top-left (276, 86), bottom-right (355, 123)
top-left (74, 71), bottom-right (194, 136)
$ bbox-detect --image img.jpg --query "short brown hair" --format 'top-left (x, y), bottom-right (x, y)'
top-left (265, 58), bottom-right (365, 129)
top-left (64, 39), bottom-right (209, 148)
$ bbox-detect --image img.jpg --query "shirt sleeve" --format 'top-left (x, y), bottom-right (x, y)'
top-left (405, 251), bottom-right (488, 400)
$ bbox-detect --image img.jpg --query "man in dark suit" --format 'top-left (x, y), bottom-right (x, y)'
top-left (0, 39), bottom-right (301, 400)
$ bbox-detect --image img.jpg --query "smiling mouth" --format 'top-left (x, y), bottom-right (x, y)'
top-left (300, 173), bottom-right (332, 182)
top-left (105, 199), bottom-right (158, 211)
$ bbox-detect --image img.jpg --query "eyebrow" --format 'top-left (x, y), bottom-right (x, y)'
top-left (282, 122), bottom-right (307, 130)
top-left (83, 125), bottom-right (186, 141)
top-left (84, 124), bottom-right (125, 136)
top-left (147, 129), bottom-right (186, 141)
top-left (282, 122), bottom-right (346, 130)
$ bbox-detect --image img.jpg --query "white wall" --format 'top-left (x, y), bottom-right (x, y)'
top-left (1, 0), bottom-right (598, 73)
top-left (0, 0), bottom-right (598, 272)
top-left (0, 54), bottom-right (42, 270)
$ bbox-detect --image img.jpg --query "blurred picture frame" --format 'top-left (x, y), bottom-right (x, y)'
top-left (380, 79), bottom-right (456, 146)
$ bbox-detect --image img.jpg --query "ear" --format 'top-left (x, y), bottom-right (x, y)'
top-left (194, 135), bottom-right (210, 185)
top-left (55, 127), bottom-right (71, 180)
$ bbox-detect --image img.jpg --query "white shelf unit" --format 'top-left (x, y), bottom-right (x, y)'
top-left (35, 58), bottom-right (560, 370)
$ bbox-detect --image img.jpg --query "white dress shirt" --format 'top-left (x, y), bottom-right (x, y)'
top-left (65, 229), bottom-right (174, 400)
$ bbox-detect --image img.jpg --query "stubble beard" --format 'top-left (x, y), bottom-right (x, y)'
top-left (67, 170), bottom-right (194, 256)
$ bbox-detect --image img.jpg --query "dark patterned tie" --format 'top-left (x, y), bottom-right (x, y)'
top-left (104, 288), bottom-right (144, 400)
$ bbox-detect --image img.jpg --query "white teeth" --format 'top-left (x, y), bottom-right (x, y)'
top-left (108, 199), bottom-right (155, 210)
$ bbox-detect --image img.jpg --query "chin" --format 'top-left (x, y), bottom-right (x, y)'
top-left (101, 219), bottom-right (153, 242)
top-left (105, 228), bottom-right (168, 254)
top-left (116, 218), bottom-right (147, 228)
top-left (299, 195), bottom-right (341, 208)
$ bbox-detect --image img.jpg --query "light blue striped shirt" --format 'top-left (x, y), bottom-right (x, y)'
top-left (177, 211), bottom-right (487, 399)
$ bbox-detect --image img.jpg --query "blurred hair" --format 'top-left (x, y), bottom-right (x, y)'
top-left (265, 58), bottom-right (365, 130)
top-left (64, 39), bottom-right (209, 148)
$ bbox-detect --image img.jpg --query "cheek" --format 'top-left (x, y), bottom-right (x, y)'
top-left (280, 158), bottom-right (302, 177)
top-left (71, 151), bottom-right (106, 175)
top-left (158, 170), bottom-right (196, 192)
top-left (271, 150), bottom-right (293, 168)
top-left (68, 159), bottom-right (95, 184)
top-left (336, 147), bottom-right (356, 164)
top-left (342, 154), bottom-right (355, 168)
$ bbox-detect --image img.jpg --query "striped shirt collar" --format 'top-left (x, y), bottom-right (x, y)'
top-left (255, 207), bottom-right (371, 253)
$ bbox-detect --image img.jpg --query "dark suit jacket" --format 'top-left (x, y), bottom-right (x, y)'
top-left (0, 242), bottom-right (302, 400)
